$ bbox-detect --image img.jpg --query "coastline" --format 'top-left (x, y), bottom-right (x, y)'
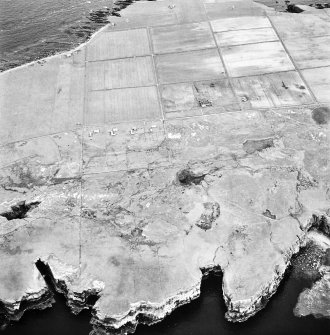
top-left (1, 0), bottom-right (329, 74)
top-left (0, 0), bottom-right (139, 74)
top-left (0, 21), bottom-right (110, 76)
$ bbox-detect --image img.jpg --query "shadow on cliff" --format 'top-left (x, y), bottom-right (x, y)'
top-left (135, 267), bottom-right (330, 335)
top-left (0, 260), bottom-right (94, 335)
top-left (2, 263), bottom-right (330, 335)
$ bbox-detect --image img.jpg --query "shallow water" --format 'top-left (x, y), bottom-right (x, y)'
top-left (0, 0), bottom-right (114, 71)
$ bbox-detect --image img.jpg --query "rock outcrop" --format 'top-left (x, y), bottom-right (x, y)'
top-left (294, 265), bottom-right (330, 319)
top-left (294, 232), bottom-right (330, 319)
top-left (1, 103), bottom-right (329, 333)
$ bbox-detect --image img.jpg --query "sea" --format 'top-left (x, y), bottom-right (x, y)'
top-left (0, 0), bottom-right (114, 71)
top-left (0, 0), bottom-right (326, 72)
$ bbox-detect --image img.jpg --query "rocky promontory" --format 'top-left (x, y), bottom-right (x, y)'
top-left (294, 232), bottom-right (330, 320)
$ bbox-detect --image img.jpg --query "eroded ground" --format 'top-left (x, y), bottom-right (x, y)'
top-left (0, 0), bottom-right (330, 334)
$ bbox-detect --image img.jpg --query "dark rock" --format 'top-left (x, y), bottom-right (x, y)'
top-left (263, 209), bottom-right (277, 220)
top-left (310, 214), bottom-right (330, 236)
top-left (311, 106), bottom-right (330, 125)
top-left (323, 248), bottom-right (330, 266)
top-left (286, 4), bottom-right (304, 13)
top-left (243, 138), bottom-right (274, 154)
top-left (0, 201), bottom-right (41, 221)
top-left (177, 169), bottom-right (206, 186)
top-left (196, 202), bottom-right (220, 231)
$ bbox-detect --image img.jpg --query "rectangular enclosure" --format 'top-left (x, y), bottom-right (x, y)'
top-left (155, 49), bottom-right (225, 84)
top-left (151, 22), bottom-right (215, 54)
top-left (221, 41), bottom-right (294, 77)
top-left (86, 86), bottom-right (161, 124)
top-left (215, 28), bottom-right (278, 47)
top-left (87, 56), bottom-right (155, 91)
top-left (87, 29), bottom-right (150, 61)
top-left (231, 71), bottom-right (313, 108)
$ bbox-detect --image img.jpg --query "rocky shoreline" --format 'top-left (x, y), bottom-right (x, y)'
top-left (0, 285), bottom-right (53, 329)
top-left (2, 0), bottom-right (330, 73)
top-left (2, 208), bottom-right (329, 333)
top-left (224, 236), bottom-right (303, 323)
top-left (293, 230), bottom-right (330, 320)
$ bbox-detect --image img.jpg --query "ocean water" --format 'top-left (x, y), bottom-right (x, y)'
top-left (0, 0), bottom-right (114, 71)
top-left (0, 0), bottom-right (326, 72)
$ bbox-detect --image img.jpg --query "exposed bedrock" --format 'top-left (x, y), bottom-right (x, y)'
top-left (0, 200), bottom-right (41, 221)
top-left (0, 101), bottom-right (329, 333)
top-left (309, 215), bottom-right (330, 236)
top-left (294, 267), bottom-right (330, 319)
top-left (0, 161), bottom-right (328, 333)
top-left (1, 102), bottom-right (330, 333)
top-left (293, 231), bottom-right (330, 319)
top-left (0, 265), bottom-right (53, 328)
